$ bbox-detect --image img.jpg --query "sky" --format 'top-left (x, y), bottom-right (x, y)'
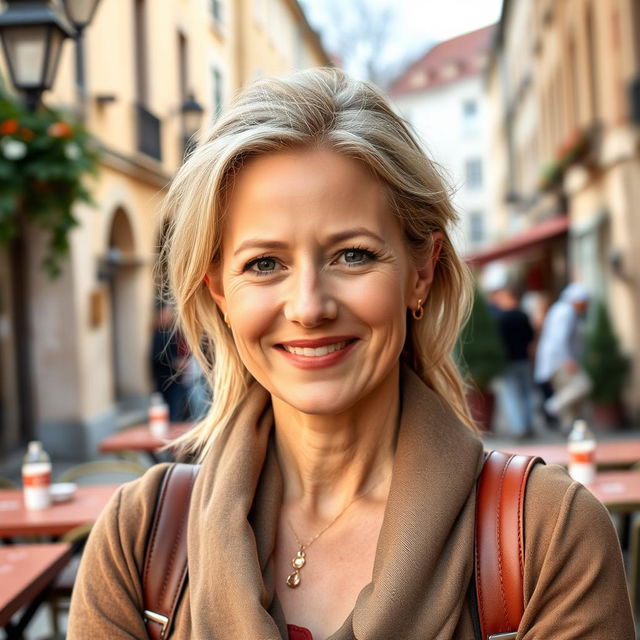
top-left (300, 0), bottom-right (504, 83)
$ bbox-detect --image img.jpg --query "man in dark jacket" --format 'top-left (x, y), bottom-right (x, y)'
top-left (487, 275), bottom-right (535, 439)
top-left (151, 305), bottom-right (189, 421)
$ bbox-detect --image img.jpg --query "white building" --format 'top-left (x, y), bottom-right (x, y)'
top-left (389, 25), bottom-right (496, 254)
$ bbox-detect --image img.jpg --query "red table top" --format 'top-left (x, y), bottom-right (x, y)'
top-left (0, 484), bottom-right (120, 538)
top-left (99, 422), bottom-right (193, 454)
top-left (499, 439), bottom-right (640, 468)
top-left (0, 543), bottom-right (71, 626)
top-left (587, 470), bottom-right (640, 512)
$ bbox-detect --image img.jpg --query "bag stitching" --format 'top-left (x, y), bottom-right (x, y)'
top-left (496, 453), bottom-right (514, 631)
top-left (143, 464), bottom-right (174, 598)
top-left (167, 466), bottom-right (198, 616)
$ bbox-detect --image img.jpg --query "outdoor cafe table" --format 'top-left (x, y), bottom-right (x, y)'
top-left (98, 422), bottom-right (192, 463)
top-left (587, 470), bottom-right (640, 513)
top-left (0, 543), bottom-right (71, 632)
top-left (502, 439), bottom-right (640, 470)
top-left (0, 485), bottom-right (120, 538)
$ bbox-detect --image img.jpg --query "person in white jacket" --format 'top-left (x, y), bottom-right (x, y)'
top-left (534, 283), bottom-right (591, 431)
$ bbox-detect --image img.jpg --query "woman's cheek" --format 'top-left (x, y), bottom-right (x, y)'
top-left (227, 286), bottom-right (280, 351)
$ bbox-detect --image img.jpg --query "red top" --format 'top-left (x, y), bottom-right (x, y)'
top-left (288, 624), bottom-right (313, 640)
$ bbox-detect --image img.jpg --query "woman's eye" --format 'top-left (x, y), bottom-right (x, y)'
top-left (340, 248), bottom-right (377, 265)
top-left (246, 256), bottom-right (279, 275)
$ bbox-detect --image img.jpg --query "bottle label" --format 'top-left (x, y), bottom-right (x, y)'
top-left (23, 470), bottom-right (52, 487)
top-left (568, 449), bottom-right (595, 465)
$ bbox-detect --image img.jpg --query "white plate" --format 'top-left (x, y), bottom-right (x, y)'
top-left (50, 482), bottom-right (77, 503)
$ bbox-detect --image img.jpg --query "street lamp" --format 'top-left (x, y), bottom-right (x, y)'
top-left (181, 93), bottom-right (204, 156)
top-left (0, 1), bottom-right (75, 111)
top-left (60, 0), bottom-right (101, 97)
top-left (182, 93), bottom-right (204, 138)
top-left (60, 0), bottom-right (101, 28)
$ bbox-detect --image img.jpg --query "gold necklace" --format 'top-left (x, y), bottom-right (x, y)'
top-left (285, 475), bottom-right (388, 588)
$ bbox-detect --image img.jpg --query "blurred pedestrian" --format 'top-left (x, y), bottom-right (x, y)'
top-left (150, 305), bottom-right (190, 421)
top-left (485, 267), bottom-right (535, 439)
top-left (534, 283), bottom-right (592, 432)
top-left (183, 353), bottom-right (211, 420)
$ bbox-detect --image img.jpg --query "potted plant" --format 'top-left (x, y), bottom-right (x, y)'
top-left (583, 300), bottom-right (630, 430)
top-left (455, 286), bottom-right (506, 431)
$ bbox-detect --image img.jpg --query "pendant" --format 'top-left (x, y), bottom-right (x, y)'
top-left (286, 549), bottom-right (306, 588)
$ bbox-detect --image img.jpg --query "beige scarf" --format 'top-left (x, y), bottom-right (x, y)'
top-left (187, 367), bottom-right (484, 639)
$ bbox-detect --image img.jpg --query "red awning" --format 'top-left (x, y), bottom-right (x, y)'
top-left (465, 215), bottom-right (569, 265)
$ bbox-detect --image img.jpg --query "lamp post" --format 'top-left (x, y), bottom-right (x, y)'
top-left (181, 92), bottom-right (204, 157)
top-left (60, 0), bottom-right (102, 99)
top-left (0, 1), bottom-right (75, 111)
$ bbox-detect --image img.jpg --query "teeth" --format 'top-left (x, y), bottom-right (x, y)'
top-left (283, 341), bottom-right (348, 356)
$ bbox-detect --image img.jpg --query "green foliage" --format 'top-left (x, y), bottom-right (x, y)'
top-left (0, 92), bottom-right (100, 276)
top-left (583, 300), bottom-right (630, 404)
top-left (455, 286), bottom-right (506, 389)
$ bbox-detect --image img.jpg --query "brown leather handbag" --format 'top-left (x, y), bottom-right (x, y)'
top-left (142, 451), bottom-right (542, 640)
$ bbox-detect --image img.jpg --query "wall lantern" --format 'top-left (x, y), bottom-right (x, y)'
top-left (0, 1), bottom-right (75, 110)
top-left (181, 93), bottom-right (205, 139)
top-left (60, 0), bottom-right (101, 31)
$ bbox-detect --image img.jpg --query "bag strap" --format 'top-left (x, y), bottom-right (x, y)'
top-left (475, 451), bottom-right (543, 640)
top-left (143, 463), bottom-right (200, 640)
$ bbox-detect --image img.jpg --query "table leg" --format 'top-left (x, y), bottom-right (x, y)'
top-left (3, 584), bottom-right (53, 639)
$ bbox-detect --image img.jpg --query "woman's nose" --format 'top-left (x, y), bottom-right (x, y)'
top-left (283, 268), bottom-right (337, 327)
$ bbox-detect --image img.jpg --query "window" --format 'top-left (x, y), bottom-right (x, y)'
top-left (463, 99), bottom-right (477, 119)
top-left (462, 99), bottom-right (479, 136)
top-left (465, 158), bottom-right (483, 189)
top-left (212, 68), bottom-right (223, 119)
top-left (210, 0), bottom-right (222, 25)
top-left (469, 211), bottom-right (484, 244)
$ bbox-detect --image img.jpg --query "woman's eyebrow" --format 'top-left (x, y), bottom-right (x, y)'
top-left (233, 239), bottom-right (288, 256)
top-left (233, 228), bottom-right (385, 257)
top-left (325, 228), bottom-right (385, 245)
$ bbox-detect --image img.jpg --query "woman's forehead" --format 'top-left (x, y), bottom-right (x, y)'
top-left (222, 148), bottom-right (398, 241)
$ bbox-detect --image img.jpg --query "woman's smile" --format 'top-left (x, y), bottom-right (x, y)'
top-left (276, 337), bottom-right (359, 369)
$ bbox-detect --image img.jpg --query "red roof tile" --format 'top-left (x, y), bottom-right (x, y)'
top-left (389, 24), bottom-right (496, 97)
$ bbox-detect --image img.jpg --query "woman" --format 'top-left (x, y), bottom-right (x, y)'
top-left (69, 69), bottom-right (633, 639)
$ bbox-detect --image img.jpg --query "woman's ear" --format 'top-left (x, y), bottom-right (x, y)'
top-left (203, 267), bottom-right (227, 317)
top-left (410, 231), bottom-right (443, 301)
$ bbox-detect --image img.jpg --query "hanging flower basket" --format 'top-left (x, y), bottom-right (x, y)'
top-left (0, 92), bottom-right (100, 276)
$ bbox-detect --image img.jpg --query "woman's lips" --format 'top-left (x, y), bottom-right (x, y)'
top-left (275, 338), bottom-right (357, 369)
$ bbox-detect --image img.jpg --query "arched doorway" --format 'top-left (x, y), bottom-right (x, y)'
top-left (107, 208), bottom-right (140, 403)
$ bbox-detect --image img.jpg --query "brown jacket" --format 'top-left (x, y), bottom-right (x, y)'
top-left (68, 372), bottom-right (634, 639)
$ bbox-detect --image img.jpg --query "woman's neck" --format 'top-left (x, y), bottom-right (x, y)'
top-left (272, 366), bottom-right (399, 518)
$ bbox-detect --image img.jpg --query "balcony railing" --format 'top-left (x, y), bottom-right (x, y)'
top-left (136, 103), bottom-right (162, 162)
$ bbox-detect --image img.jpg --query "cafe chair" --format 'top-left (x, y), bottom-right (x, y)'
top-left (56, 459), bottom-right (147, 485)
top-left (46, 522), bottom-right (95, 636)
top-left (0, 476), bottom-right (17, 488)
top-left (47, 460), bottom-right (147, 634)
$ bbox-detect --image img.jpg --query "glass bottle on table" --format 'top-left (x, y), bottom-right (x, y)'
top-left (567, 419), bottom-right (596, 485)
top-left (149, 392), bottom-right (170, 439)
top-left (22, 440), bottom-right (52, 510)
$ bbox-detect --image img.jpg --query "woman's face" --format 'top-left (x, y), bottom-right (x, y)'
top-left (207, 148), bottom-right (439, 415)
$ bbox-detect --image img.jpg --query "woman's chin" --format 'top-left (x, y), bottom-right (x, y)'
top-left (270, 384), bottom-right (360, 417)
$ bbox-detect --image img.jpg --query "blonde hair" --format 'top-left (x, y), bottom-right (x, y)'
top-left (161, 68), bottom-right (476, 461)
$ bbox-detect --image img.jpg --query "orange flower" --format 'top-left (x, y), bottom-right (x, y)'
top-left (47, 121), bottom-right (73, 138)
top-left (19, 128), bottom-right (34, 140)
top-left (0, 119), bottom-right (19, 135)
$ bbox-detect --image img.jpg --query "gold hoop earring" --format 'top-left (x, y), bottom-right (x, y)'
top-left (412, 299), bottom-right (424, 321)
top-left (224, 312), bottom-right (231, 328)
